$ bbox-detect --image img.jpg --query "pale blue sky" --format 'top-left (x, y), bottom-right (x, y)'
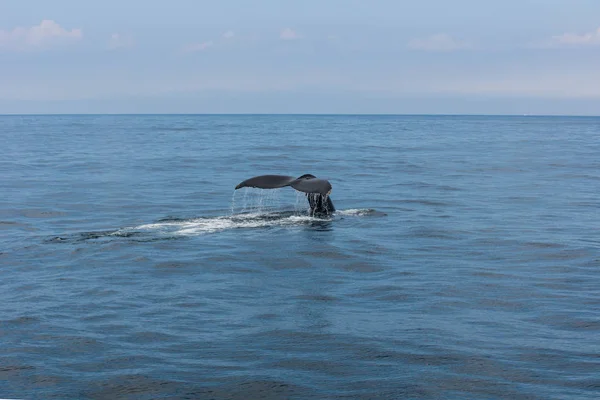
top-left (1, 0), bottom-right (600, 114)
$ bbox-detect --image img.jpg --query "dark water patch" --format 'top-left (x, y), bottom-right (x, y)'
top-left (155, 216), bottom-right (190, 223)
top-left (45, 230), bottom-right (120, 243)
top-left (504, 195), bottom-right (543, 202)
top-left (252, 145), bottom-right (296, 152)
top-left (3, 315), bottom-right (43, 325)
top-left (562, 378), bottom-right (600, 394)
top-left (407, 226), bottom-right (462, 240)
top-left (349, 172), bottom-right (382, 178)
top-left (173, 301), bottom-right (209, 309)
top-left (20, 209), bottom-right (67, 218)
top-left (45, 229), bottom-right (185, 244)
top-left (81, 374), bottom-right (184, 400)
top-left (43, 335), bottom-right (107, 354)
top-left (396, 198), bottom-right (453, 207)
top-left (31, 374), bottom-right (64, 389)
top-left (471, 270), bottom-right (518, 280)
top-left (397, 181), bottom-right (464, 192)
top-left (538, 248), bottom-right (593, 261)
top-left (352, 285), bottom-right (415, 303)
top-left (122, 331), bottom-right (180, 345)
top-left (265, 358), bottom-right (354, 377)
top-left (295, 294), bottom-right (338, 302)
top-left (187, 379), bottom-right (316, 400)
top-left (11, 282), bottom-right (42, 291)
top-left (254, 313), bottom-right (279, 320)
top-left (340, 262), bottom-right (385, 273)
top-left (420, 374), bottom-right (547, 400)
top-left (148, 125), bottom-right (197, 132)
top-left (79, 286), bottom-right (121, 296)
top-left (0, 364), bottom-right (36, 377)
top-left (264, 257), bottom-right (313, 270)
top-left (522, 241), bottom-right (566, 249)
top-left (529, 314), bottom-right (600, 332)
top-left (298, 249), bottom-right (352, 260)
top-left (153, 261), bottom-right (196, 270)
top-left (476, 298), bottom-right (530, 312)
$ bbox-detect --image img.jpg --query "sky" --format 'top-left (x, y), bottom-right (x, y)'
top-left (1, 0), bottom-right (600, 114)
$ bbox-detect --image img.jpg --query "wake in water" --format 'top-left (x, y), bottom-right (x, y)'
top-left (46, 188), bottom-right (382, 243)
top-left (132, 208), bottom-right (381, 236)
top-left (128, 207), bottom-right (381, 235)
top-left (127, 211), bottom-right (330, 236)
top-left (47, 209), bottom-right (380, 243)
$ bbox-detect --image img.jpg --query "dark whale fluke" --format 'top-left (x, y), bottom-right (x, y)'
top-left (235, 174), bottom-right (335, 216)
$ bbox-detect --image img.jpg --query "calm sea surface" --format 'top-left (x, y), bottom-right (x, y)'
top-left (1, 115), bottom-right (599, 399)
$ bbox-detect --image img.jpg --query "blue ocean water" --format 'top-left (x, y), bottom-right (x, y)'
top-left (0, 114), bottom-right (599, 399)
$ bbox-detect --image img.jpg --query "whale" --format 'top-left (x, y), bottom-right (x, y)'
top-left (235, 174), bottom-right (335, 216)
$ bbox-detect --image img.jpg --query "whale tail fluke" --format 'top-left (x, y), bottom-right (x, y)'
top-left (235, 174), bottom-right (335, 215)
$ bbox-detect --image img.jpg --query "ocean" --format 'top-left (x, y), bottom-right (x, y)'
top-left (1, 114), bottom-right (599, 399)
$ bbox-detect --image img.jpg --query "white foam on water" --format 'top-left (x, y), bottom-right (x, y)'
top-left (336, 208), bottom-right (375, 216)
top-left (109, 208), bottom-right (375, 238)
top-left (117, 211), bottom-right (325, 236)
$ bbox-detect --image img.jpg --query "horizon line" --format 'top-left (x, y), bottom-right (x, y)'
top-left (1, 113), bottom-right (599, 117)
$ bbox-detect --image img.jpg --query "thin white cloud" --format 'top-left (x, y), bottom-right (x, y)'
top-left (0, 19), bottom-right (82, 51)
top-left (280, 28), bottom-right (301, 40)
top-left (552, 27), bottom-right (600, 46)
top-left (183, 41), bottom-right (214, 53)
top-left (408, 33), bottom-right (470, 52)
top-left (108, 33), bottom-right (135, 50)
top-left (181, 31), bottom-right (233, 54)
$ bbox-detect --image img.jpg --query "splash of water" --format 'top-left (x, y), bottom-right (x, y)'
top-left (233, 187), bottom-right (287, 215)
top-left (241, 187), bottom-right (249, 213)
top-left (295, 190), bottom-right (308, 215)
top-left (231, 190), bottom-right (237, 216)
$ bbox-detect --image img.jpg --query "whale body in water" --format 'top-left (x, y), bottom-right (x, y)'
top-left (235, 174), bottom-right (335, 216)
